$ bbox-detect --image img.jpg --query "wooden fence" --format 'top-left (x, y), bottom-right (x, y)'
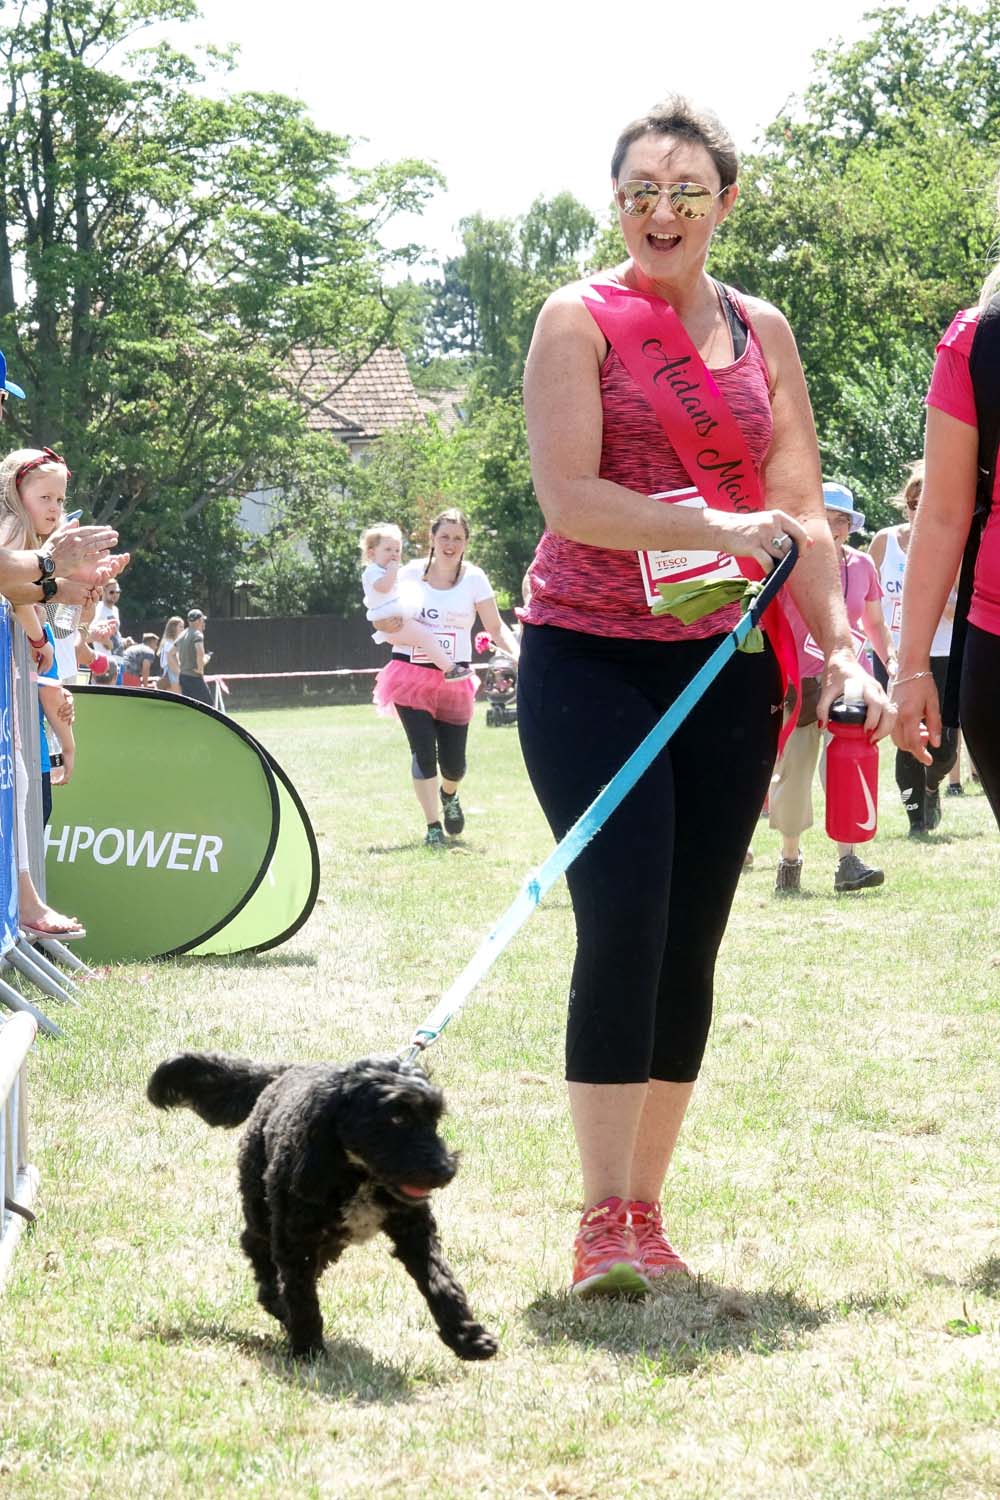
top-left (130, 612), bottom-right (516, 708)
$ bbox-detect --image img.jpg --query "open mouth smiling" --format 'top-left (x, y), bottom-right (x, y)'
top-left (647, 231), bottom-right (681, 252)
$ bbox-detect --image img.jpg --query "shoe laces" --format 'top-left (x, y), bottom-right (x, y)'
top-left (629, 1200), bottom-right (684, 1269)
top-left (576, 1198), bottom-right (633, 1261)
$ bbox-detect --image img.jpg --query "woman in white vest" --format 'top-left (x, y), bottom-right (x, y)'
top-left (869, 460), bottom-right (958, 834)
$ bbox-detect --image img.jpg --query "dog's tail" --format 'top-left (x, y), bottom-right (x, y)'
top-left (147, 1051), bottom-right (289, 1128)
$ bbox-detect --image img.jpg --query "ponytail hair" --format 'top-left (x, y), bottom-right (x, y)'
top-left (892, 459), bottom-right (924, 515)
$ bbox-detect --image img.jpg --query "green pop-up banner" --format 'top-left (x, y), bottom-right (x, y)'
top-left (44, 688), bottom-right (319, 963)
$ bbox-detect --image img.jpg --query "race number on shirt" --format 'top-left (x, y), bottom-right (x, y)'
top-left (411, 630), bottom-right (457, 666)
top-left (638, 488), bottom-right (742, 607)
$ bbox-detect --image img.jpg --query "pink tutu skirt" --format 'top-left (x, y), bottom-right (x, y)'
top-left (373, 658), bottom-right (478, 725)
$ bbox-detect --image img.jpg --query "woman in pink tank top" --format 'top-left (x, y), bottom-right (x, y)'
top-left (518, 94), bottom-right (893, 1300)
top-left (893, 166), bottom-right (1000, 829)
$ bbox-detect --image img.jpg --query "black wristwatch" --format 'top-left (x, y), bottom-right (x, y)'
top-left (34, 552), bottom-right (55, 584)
top-left (40, 576), bottom-right (58, 601)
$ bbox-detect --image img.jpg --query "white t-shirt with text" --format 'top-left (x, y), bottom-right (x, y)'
top-left (395, 561), bottom-right (494, 664)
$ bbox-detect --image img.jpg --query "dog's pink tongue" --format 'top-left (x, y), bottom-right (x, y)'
top-left (399, 1185), bottom-right (431, 1199)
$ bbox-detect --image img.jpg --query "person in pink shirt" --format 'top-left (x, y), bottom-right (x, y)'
top-left (893, 187), bottom-right (1000, 826)
top-left (770, 484), bottom-right (896, 893)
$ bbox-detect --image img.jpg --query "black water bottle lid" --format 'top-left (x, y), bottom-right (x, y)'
top-left (828, 695), bottom-right (867, 726)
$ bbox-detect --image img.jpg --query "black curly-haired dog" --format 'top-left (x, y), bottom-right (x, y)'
top-left (147, 1051), bottom-right (497, 1362)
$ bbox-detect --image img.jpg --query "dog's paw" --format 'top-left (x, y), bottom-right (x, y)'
top-left (450, 1323), bottom-right (499, 1361)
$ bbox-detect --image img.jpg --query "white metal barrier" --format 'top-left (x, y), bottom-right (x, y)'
top-left (0, 1012), bottom-right (39, 1289)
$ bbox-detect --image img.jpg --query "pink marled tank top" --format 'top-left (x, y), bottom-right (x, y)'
top-left (521, 289), bottom-right (774, 641)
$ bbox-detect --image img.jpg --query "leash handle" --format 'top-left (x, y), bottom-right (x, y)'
top-left (402, 540), bottom-right (799, 1062)
top-left (747, 539), bottom-right (799, 627)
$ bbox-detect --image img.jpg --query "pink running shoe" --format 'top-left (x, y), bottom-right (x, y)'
top-left (629, 1200), bottom-right (689, 1277)
top-left (571, 1196), bottom-right (651, 1298)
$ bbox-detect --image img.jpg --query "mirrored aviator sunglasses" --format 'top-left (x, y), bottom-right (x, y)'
top-left (615, 179), bottom-right (727, 220)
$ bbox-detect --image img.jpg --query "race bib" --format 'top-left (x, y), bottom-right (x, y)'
top-left (411, 630), bottom-right (457, 666)
top-left (802, 626), bottom-right (869, 665)
top-left (889, 598), bottom-right (902, 632)
top-left (638, 489), bottom-right (742, 607)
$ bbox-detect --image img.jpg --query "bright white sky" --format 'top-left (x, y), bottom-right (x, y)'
top-left (171, 0), bottom-right (932, 268)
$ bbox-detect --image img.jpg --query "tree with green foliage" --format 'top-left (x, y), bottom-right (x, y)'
top-left (708, 2), bottom-right (1000, 521)
top-left (418, 193), bottom-right (597, 397)
top-left (0, 0), bottom-right (439, 615)
top-left (252, 392), bottom-right (538, 616)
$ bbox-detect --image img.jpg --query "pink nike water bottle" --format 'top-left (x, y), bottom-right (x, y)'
top-left (825, 697), bottom-right (879, 843)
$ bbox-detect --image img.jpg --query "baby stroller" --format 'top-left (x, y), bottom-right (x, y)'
top-left (482, 652), bottom-right (518, 728)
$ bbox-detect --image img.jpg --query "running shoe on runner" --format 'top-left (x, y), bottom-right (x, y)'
top-left (424, 824), bottom-right (447, 849)
top-left (440, 787), bottom-right (465, 836)
top-left (571, 1196), bottom-right (651, 1299)
top-left (629, 1200), bottom-right (689, 1277)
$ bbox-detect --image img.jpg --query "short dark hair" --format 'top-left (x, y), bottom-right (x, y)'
top-left (611, 95), bottom-right (738, 189)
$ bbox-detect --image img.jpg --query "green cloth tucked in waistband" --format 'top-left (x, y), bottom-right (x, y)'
top-left (651, 575), bottom-right (766, 653)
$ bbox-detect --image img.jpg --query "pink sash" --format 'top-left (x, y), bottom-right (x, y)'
top-left (582, 278), bottom-right (798, 739)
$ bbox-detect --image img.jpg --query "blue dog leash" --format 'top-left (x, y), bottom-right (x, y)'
top-left (401, 542), bottom-right (799, 1065)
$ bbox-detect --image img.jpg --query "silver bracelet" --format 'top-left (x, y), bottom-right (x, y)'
top-left (893, 670), bottom-right (932, 688)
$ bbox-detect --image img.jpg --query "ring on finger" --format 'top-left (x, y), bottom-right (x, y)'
top-left (771, 534), bottom-right (788, 550)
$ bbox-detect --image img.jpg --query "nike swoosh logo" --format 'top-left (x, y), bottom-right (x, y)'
top-left (856, 764), bottom-right (877, 832)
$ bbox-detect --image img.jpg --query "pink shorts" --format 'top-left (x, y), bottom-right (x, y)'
top-left (373, 658), bottom-right (478, 725)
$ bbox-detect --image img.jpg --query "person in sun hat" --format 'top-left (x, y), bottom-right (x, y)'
top-left (518, 95), bottom-right (894, 1300)
top-left (769, 481), bottom-right (896, 896)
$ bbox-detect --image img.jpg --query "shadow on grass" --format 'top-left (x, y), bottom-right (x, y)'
top-left (177, 951), bottom-right (319, 972)
top-left (366, 839), bottom-right (472, 856)
top-left (893, 828), bottom-right (985, 845)
top-left (966, 1253), bottom-right (1000, 1297)
top-left (147, 1317), bottom-right (415, 1403)
top-left (525, 1276), bottom-right (827, 1371)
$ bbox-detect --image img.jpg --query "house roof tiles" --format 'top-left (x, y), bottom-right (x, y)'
top-left (287, 346), bottom-right (424, 440)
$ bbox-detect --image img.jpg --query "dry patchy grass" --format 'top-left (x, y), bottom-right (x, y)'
top-left (1, 705), bottom-right (998, 1499)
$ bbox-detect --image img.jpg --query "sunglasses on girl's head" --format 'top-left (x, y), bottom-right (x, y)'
top-left (615, 180), bottom-right (730, 219)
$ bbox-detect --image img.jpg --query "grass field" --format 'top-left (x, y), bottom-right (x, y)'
top-left (1, 702), bottom-right (998, 1499)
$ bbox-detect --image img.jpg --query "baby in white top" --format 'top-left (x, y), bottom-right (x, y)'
top-left (360, 523), bottom-right (470, 677)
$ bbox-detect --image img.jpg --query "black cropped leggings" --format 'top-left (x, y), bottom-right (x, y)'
top-left (960, 623), bottom-right (1000, 828)
top-left (873, 654), bottom-right (957, 816)
top-left (396, 705), bottom-right (469, 783)
top-left (517, 624), bottom-right (781, 1085)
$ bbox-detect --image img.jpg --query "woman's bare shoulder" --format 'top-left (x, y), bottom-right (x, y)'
top-left (534, 272), bottom-right (620, 343)
top-left (737, 292), bottom-right (797, 346)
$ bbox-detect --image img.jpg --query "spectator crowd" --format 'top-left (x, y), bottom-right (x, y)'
top-left (0, 352), bottom-right (218, 941)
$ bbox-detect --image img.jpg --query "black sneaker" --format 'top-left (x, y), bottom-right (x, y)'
top-left (946, 783), bottom-right (964, 797)
top-left (424, 824), bottom-right (447, 849)
top-left (440, 788), bottom-right (465, 836)
top-left (834, 853), bottom-right (884, 892)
